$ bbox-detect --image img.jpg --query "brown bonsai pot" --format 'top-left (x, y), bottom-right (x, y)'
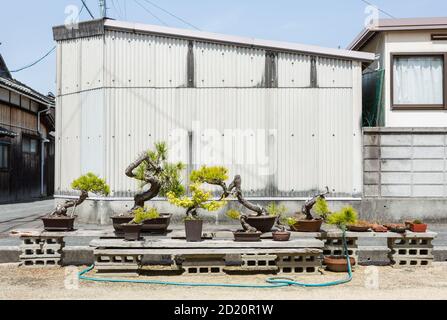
top-left (407, 222), bottom-right (427, 233)
top-left (272, 231), bottom-right (291, 241)
top-left (347, 225), bottom-right (370, 232)
top-left (324, 256), bottom-right (356, 272)
top-left (121, 223), bottom-right (142, 241)
top-left (141, 213), bottom-right (172, 233)
top-left (185, 219), bottom-right (203, 242)
top-left (291, 219), bottom-right (323, 232)
top-left (233, 231), bottom-right (262, 242)
top-left (111, 216), bottom-right (134, 232)
top-left (371, 224), bottom-right (388, 233)
top-left (42, 216), bottom-right (76, 231)
top-left (244, 215), bottom-right (277, 233)
top-left (384, 224), bottom-right (407, 234)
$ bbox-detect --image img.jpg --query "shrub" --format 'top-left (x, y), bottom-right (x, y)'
top-left (133, 207), bottom-right (160, 224)
top-left (71, 173), bottom-right (110, 196)
top-left (314, 197), bottom-right (331, 220)
top-left (327, 206), bottom-right (358, 230)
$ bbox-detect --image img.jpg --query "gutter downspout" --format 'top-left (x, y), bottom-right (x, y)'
top-left (37, 106), bottom-right (52, 196)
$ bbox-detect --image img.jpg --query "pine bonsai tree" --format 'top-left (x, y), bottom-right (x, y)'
top-left (49, 173), bottom-right (110, 217)
top-left (125, 142), bottom-right (185, 211)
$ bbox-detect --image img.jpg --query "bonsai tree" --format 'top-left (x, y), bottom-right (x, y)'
top-left (300, 187), bottom-right (330, 220)
top-left (166, 166), bottom-right (228, 219)
top-left (132, 206), bottom-right (160, 224)
top-left (326, 206), bottom-right (358, 231)
top-left (124, 141), bottom-right (185, 212)
top-left (49, 173), bottom-right (110, 217)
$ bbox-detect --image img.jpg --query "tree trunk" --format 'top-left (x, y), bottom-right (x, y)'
top-left (50, 190), bottom-right (88, 217)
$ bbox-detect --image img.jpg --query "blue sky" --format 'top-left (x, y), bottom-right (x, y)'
top-left (1, 0), bottom-right (447, 94)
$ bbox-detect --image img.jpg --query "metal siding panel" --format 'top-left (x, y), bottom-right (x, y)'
top-left (317, 57), bottom-right (353, 88)
top-left (60, 39), bottom-right (81, 95)
top-left (81, 36), bottom-right (104, 92)
top-left (277, 53), bottom-right (311, 87)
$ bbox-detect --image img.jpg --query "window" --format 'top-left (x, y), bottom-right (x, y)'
top-left (22, 136), bottom-right (38, 154)
top-left (0, 144), bottom-right (9, 169)
top-left (391, 53), bottom-right (446, 110)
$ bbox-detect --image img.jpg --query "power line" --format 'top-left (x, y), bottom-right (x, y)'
top-left (8, 46), bottom-right (56, 73)
top-left (134, 0), bottom-right (168, 27)
top-left (80, 0), bottom-right (95, 19)
top-left (141, 0), bottom-right (200, 30)
top-left (360, 0), bottom-right (396, 19)
top-left (111, 0), bottom-right (123, 19)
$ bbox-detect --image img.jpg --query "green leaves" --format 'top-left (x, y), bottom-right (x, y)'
top-left (266, 202), bottom-right (288, 217)
top-left (71, 173), bottom-right (110, 196)
top-left (226, 209), bottom-right (241, 220)
top-left (327, 206), bottom-right (358, 230)
top-left (314, 197), bottom-right (331, 220)
top-left (190, 166), bottom-right (228, 183)
top-left (133, 206), bottom-right (160, 223)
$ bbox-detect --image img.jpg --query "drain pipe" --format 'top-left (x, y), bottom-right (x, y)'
top-left (37, 106), bottom-right (51, 197)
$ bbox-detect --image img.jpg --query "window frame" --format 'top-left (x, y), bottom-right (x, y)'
top-left (0, 142), bottom-right (10, 171)
top-left (390, 52), bottom-right (447, 110)
top-left (22, 135), bottom-right (39, 154)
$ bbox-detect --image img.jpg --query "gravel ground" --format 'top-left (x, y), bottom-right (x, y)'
top-left (0, 263), bottom-right (446, 300)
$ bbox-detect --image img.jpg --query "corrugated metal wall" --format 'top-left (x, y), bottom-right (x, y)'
top-left (55, 29), bottom-right (363, 198)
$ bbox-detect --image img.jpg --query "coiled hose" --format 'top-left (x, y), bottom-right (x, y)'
top-left (78, 231), bottom-right (352, 288)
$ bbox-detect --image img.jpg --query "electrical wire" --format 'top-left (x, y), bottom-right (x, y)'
top-left (8, 46), bottom-right (56, 74)
top-left (80, 0), bottom-right (95, 19)
top-left (141, 0), bottom-right (200, 30)
top-left (133, 0), bottom-right (168, 27)
top-left (359, 0), bottom-right (396, 19)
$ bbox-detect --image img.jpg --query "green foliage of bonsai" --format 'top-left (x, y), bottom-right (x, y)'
top-left (226, 209), bottom-right (242, 220)
top-left (167, 166), bottom-right (228, 219)
top-left (327, 206), bottom-right (358, 231)
top-left (190, 166), bottom-right (229, 184)
top-left (266, 202), bottom-right (288, 217)
top-left (133, 207), bottom-right (160, 224)
top-left (281, 216), bottom-right (298, 227)
top-left (133, 142), bottom-right (186, 197)
top-left (314, 197), bottom-right (331, 220)
top-left (413, 219), bottom-right (423, 224)
top-left (71, 172), bottom-right (110, 196)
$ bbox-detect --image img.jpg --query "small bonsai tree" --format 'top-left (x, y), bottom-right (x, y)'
top-left (167, 166), bottom-right (228, 219)
top-left (124, 141), bottom-right (185, 212)
top-left (132, 206), bottom-right (160, 224)
top-left (49, 173), bottom-right (110, 217)
top-left (300, 187), bottom-right (330, 220)
top-left (326, 206), bottom-right (358, 231)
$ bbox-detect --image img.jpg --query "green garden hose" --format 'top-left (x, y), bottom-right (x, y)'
top-left (78, 232), bottom-right (352, 288)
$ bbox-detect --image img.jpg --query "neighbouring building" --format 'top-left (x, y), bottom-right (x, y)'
top-left (0, 54), bottom-right (55, 203)
top-left (52, 19), bottom-right (374, 223)
top-left (350, 17), bottom-right (447, 220)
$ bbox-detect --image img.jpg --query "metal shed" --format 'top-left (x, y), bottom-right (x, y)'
top-left (52, 19), bottom-right (374, 215)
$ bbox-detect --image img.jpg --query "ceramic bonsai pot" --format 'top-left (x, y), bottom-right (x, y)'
top-left (185, 219), bottom-right (203, 242)
top-left (233, 231), bottom-right (262, 242)
top-left (291, 219), bottom-right (323, 232)
top-left (111, 216), bottom-right (134, 233)
top-left (347, 225), bottom-right (371, 232)
top-left (244, 216), bottom-right (277, 233)
top-left (141, 214), bottom-right (172, 233)
top-left (323, 256), bottom-right (356, 272)
top-left (121, 223), bottom-right (142, 241)
top-left (407, 222), bottom-right (427, 233)
top-left (371, 224), bottom-right (388, 233)
top-left (42, 216), bottom-right (76, 231)
top-left (272, 231), bottom-right (291, 241)
top-left (384, 224), bottom-right (407, 234)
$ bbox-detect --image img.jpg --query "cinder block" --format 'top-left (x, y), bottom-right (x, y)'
top-left (21, 258), bottom-right (61, 267)
top-left (381, 147), bottom-right (412, 159)
top-left (364, 172), bottom-right (380, 185)
top-left (381, 172), bottom-right (412, 184)
top-left (363, 134), bottom-right (379, 146)
top-left (381, 135), bottom-right (412, 146)
top-left (413, 159), bottom-right (444, 172)
top-left (381, 185), bottom-right (411, 197)
top-left (364, 160), bottom-right (380, 172)
top-left (364, 147), bottom-right (380, 159)
top-left (413, 147), bottom-right (445, 159)
top-left (364, 185), bottom-right (379, 197)
top-left (381, 159), bottom-right (412, 172)
top-left (413, 134), bottom-right (444, 146)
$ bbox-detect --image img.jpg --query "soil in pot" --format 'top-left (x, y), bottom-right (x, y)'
top-left (111, 216), bottom-right (134, 233)
top-left (141, 214), bottom-right (172, 233)
top-left (42, 216), bottom-right (76, 231)
top-left (384, 224), bottom-right (407, 234)
top-left (291, 219), bottom-right (323, 232)
top-left (324, 256), bottom-right (356, 273)
top-left (121, 223), bottom-right (142, 241)
top-left (272, 231), bottom-right (291, 241)
top-left (185, 219), bottom-right (203, 242)
top-left (233, 231), bottom-right (262, 242)
top-left (244, 215), bottom-right (277, 233)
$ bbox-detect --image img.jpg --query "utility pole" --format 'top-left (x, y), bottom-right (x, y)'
top-left (99, 0), bottom-right (107, 18)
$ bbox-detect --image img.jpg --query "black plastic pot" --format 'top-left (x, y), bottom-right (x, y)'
top-left (121, 224), bottom-right (142, 241)
top-left (185, 219), bottom-right (203, 242)
top-left (244, 216), bottom-right (277, 233)
top-left (42, 216), bottom-right (76, 231)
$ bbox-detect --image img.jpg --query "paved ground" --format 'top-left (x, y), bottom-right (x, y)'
top-left (0, 263), bottom-right (446, 300)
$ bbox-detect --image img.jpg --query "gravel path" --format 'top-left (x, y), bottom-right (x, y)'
top-left (0, 263), bottom-right (446, 300)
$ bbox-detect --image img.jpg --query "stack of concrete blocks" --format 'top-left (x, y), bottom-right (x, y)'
top-left (276, 250), bottom-right (322, 274)
top-left (20, 236), bottom-right (64, 267)
top-left (224, 253), bottom-right (278, 273)
top-left (321, 236), bottom-right (359, 267)
top-left (388, 236), bottom-right (435, 267)
top-left (179, 254), bottom-right (226, 275)
top-left (94, 250), bottom-right (142, 277)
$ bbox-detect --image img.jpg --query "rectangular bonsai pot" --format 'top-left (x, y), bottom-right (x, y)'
top-left (408, 223), bottom-right (428, 233)
top-left (42, 217), bottom-right (76, 231)
top-left (141, 214), bottom-right (172, 233)
top-left (121, 224), bottom-right (142, 241)
top-left (111, 216), bottom-right (134, 233)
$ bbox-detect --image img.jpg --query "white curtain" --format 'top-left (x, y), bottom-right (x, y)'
top-left (393, 56), bottom-right (444, 105)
